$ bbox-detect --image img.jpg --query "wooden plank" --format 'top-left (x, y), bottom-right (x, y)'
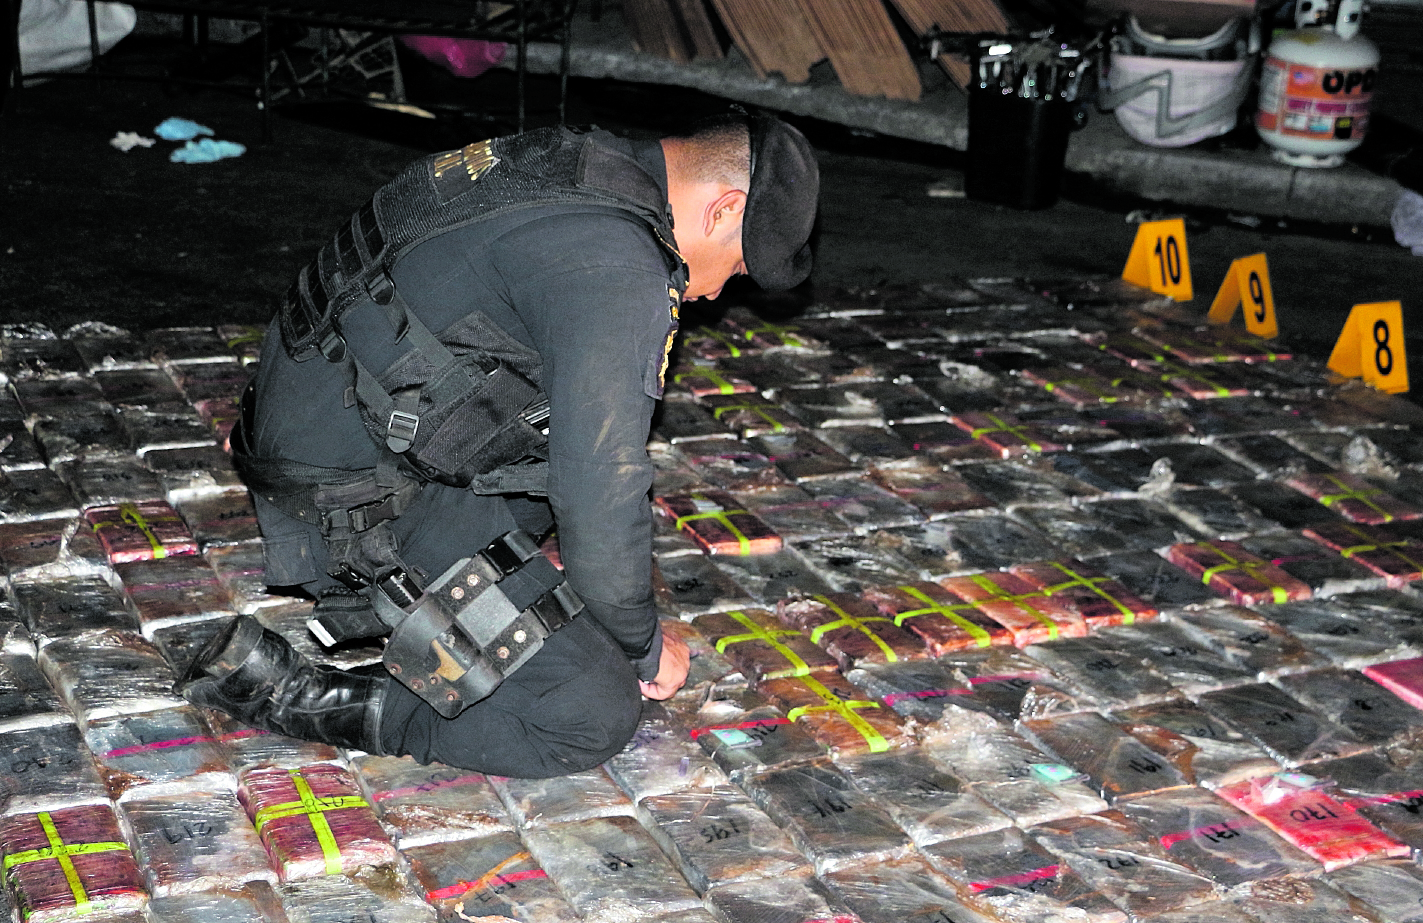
top-left (794, 0), bottom-right (921, 100)
top-left (887, 0), bottom-right (1013, 89)
top-left (706, 0), bottom-right (824, 82)
top-left (623, 0), bottom-right (696, 62)
top-left (671, 0), bottom-right (724, 60)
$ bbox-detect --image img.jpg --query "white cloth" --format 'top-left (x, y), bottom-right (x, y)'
top-left (1393, 189), bottom-right (1423, 257)
top-left (19, 0), bottom-right (137, 74)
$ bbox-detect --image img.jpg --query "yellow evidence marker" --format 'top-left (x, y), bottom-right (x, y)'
top-left (1207, 253), bottom-right (1278, 338)
top-left (1122, 218), bottom-right (1193, 302)
top-left (1327, 300), bottom-right (1409, 394)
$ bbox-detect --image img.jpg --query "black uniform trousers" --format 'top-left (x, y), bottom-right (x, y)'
top-left (253, 479), bottom-right (643, 779)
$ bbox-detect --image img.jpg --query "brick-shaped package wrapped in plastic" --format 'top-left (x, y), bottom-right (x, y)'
top-left (759, 672), bottom-right (914, 758)
top-left (1102, 619), bottom-right (1256, 695)
top-left (236, 764), bottom-right (398, 881)
top-left (204, 544), bottom-right (282, 614)
top-left (1172, 605), bottom-right (1331, 678)
top-left (823, 855), bottom-right (1000, 923)
top-left (694, 608), bottom-right (840, 684)
top-left (1164, 487), bottom-right (1283, 540)
top-left (83, 705), bottom-right (230, 799)
top-left (1329, 859), bottom-right (1423, 923)
top-left (668, 363), bottom-right (757, 399)
top-left (403, 830), bottom-right (579, 922)
top-left (1009, 559), bottom-right (1158, 629)
top-left (1199, 682), bottom-right (1370, 767)
top-left (1303, 521), bottom-right (1423, 587)
top-left (679, 444), bottom-right (793, 492)
top-left (604, 701), bottom-right (728, 803)
top-left (12, 576), bottom-right (136, 643)
top-left (0, 520), bottom-right (108, 585)
top-left (1261, 597), bottom-right (1416, 667)
top-left (201, 706), bottom-right (343, 774)
top-left (704, 872), bottom-right (859, 923)
top-left (175, 491), bottom-right (259, 550)
top-left (836, 750), bottom-right (1010, 847)
top-left (121, 790), bottom-right (274, 895)
top-left (636, 786), bottom-right (807, 893)
top-left (733, 486), bottom-right (855, 541)
top-left (1288, 471), bottom-right (1422, 525)
top-left (0, 653), bottom-right (69, 733)
top-left (922, 825), bottom-right (1126, 923)
top-left (1092, 550), bottom-right (1219, 608)
top-left (55, 456), bottom-right (165, 510)
top-left (939, 572), bottom-right (1087, 646)
top-left (936, 646), bottom-right (1083, 723)
top-left (145, 445), bottom-right (244, 502)
top-left (775, 593), bottom-right (925, 668)
top-left (654, 490), bottom-right (782, 555)
top-left (708, 550), bottom-right (835, 604)
top-left (1022, 635), bottom-right (1176, 710)
top-left (0, 722), bottom-right (109, 814)
top-left (700, 394), bottom-right (803, 438)
top-left (799, 477), bottom-right (924, 532)
top-left (652, 554), bottom-right (755, 618)
top-left (84, 500), bottom-right (198, 564)
top-left (115, 556), bottom-right (235, 638)
top-left (268, 870), bottom-right (436, 923)
top-left (1165, 540), bottom-right (1312, 606)
top-left (38, 631), bottom-right (184, 725)
top-left (488, 766), bottom-right (633, 829)
top-left (216, 323), bottom-right (266, 366)
top-left (868, 460), bottom-right (993, 518)
top-left (0, 468), bottom-right (80, 524)
top-left (790, 535), bottom-right (919, 593)
top-left (0, 804), bottom-right (145, 923)
top-left (1119, 786), bottom-right (1319, 887)
top-left (1237, 530), bottom-right (1381, 597)
top-left (689, 690), bottom-right (825, 781)
top-left (740, 760), bottom-right (913, 874)
top-left (1113, 699), bottom-right (1279, 788)
top-left (860, 581), bottom-right (1012, 654)
top-left (1020, 365), bottom-right (1144, 406)
top-left (1216, 773), bottom-right (1409, 870)
top-left (1029, 810), bottom-right (1217, 918)
top-left (750, 429), bottom-right (858, 482)
top-left (1021, 711), bottom-right (1191, 803)
top-left (1277, 667), bottom-right (1423, 748)
top-left (521, 815), bottom-right (702, 920)
top-left (350, 755), bottom-right (509, 848)
top-left (950, 412), bottom-right (1065, 458)
top-left (846, 659), bottom-right (969, 723)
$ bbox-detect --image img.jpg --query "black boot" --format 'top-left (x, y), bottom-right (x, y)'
top-left (176, 615), bottom-right (387, 753)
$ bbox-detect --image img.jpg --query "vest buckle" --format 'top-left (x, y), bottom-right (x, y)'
top-left (386, 410), bottom-right (420, 453)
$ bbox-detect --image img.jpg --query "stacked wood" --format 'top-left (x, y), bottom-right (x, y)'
top-left (705, 0), bottom-right (825, 83)
top-left (795, 0), bottom-right (922, 100)
top-left (888, 0), bottom-right (1015, 88)
top-left (623, 0), bottom-right (724, 63)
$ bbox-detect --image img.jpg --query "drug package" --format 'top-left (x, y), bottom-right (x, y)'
top-left (83, 705), bottom-right (229, 799)
top-left (1010, 559), bottom-right (1158, 629)
top-left (1113, 699), bottom-right (1278, 788)
top-left (202, 706), bottom-right (342, 774)
top-left (0, 519), bottom-right (108, 585)
top-left (236, 764), bottom-right (399, 880)
top-left (1100, 619), bottom-right (1256, 695)
top-left (789, 535), bottom-right (918, 593)
top-left (1287, 471), bottom-right (1422, 524)
top-left (144, 884), bottom-right (285, 923)
top-left (1216, 772), bottom-right (1409, 870)
top-left (798, 477), bottom-right (924, 532)
top-left (1328, 858), bottom-right (1423, 923)
top-left (859, 581), bottom-right (1013, 654)
top-left (732, 486), bottom-right (854, 542)
top-left (699, 394), bottom-right (803, 438)
top-left (652, 554), bottom-right (755, 618)
top-left (350, 755), bottom-right (510, 848)
top-left (688, 691), bottom-right (826, 781)
top-left (520, 815), bottom-right (703, 920)
top-left (707, 550), bottom-right (835, 605)
top-left (774, 593), bottom-right (925, 668)
top-left (1258, 597), bottom-right (1415, 666)
top-left (758, 670), bottom-right (915, 757)
top-left (121, 790), bottom-right (274, 895)
top-left (846, 659), bottom-right (969, 722)
top-left (174, 491), bottom-right (259, 550)
top-left (823, 856), bottom-right (1003, 923)
top-left (703, 872), bottom-right (858, 923)
top-left (1277, 667), bottom-right (1423, 747)
top-left (402, 830), bottom-right (579, 922)
top-left (0, 653), bottom-right (68, 733)
top-left (274, 867), bottom-right (437, 923)
top-left (668, 364), bottom-right (757, 399)
top-left (950, 412), bottom-right (1064, 457)
top-left (867, 460), bottom-right (993, 517)
top-left (693, 609), bottom-right (840, 684)
top-left (83, 501), bottom-right (197, 563)
top-left (1022, 635), bottom-right (1177, 709)
top-left (750, 429), bottom-right (859, 482)
top-left (12, 576), bottom-right (136, 643)
top-left (636, 786), bottom-right (807, 893)
top-left (739, 760), bottom-right (912, 873)
top-left (1028, 810), bottom-right (1217, 917)
top-left (922, 825), bottom-right (1127, 923)
top-left (1302, 520), bottom-right (1423, 587)
top-left (55, 456), bottom-right (164, 509)
top-left (936, 644), bottom-right (1083, 722)
top-left (1199, 681), bottom-right (1369, 766)
top-left (488, 766), bottom-right (634, 829)
top-left (0, 804), bottom-right (144, 923)
top-left (604, 701), bottom-right (729, 803)
top-left (1236, 530), bottom-right (1380, 597)
top-left (1164, 540), bottom-right (1312, 607)
top-left (1092, 550), bottom-right (1220, 608)
top-left (1021, 711), bottom-right (1192, 802)
top-left (0, 722), bottom-right (109, 814)
top-left (1163, 488), bottom-right (1284, 540)
top-left (835, 749), bottom-right (1010, 846)
top-left (115, 555), bottom-right (235, 638)
top-left (204, 543), bottom-right (282, 615)
top-left (654, 490), bottom-right (782, 555)
top-left (38, 631), bottom-right (184, 725)
top-left (939, 572), bottom-right (1086, 647)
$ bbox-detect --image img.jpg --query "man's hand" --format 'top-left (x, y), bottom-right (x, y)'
top-left (638, 632), bottom-right (690, 700)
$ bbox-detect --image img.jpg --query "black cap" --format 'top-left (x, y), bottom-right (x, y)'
top-left (743, 113), bottom-right (819, 291)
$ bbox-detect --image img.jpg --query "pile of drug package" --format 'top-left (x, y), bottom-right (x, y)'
top-left (6, 277), bottom-right (1423, 922)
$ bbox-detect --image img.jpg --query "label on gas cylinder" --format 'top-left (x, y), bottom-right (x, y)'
top-left (1257, 55), bottom-right (1374, 141)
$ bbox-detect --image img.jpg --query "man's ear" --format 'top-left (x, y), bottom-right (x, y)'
top-left (703, 188), bottom-right (748, 236)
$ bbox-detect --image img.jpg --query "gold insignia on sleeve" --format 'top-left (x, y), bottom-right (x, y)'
top-left (433, 140), bottom-right (500, 183)
top-left (657, 287), bottom-right (682, 392)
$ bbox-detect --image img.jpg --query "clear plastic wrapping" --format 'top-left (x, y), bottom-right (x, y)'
top-left (1163, 488), bottom-right (1284, 540)
top-left (1237, 531), bottom-right (1381, 597)
top-left (84, 501), bottom-right (199, 563)
top-left (1286, 471), bottom-right (1421, 525)
top-left (679, 444), bottom-right (795, 493)
top-left (54, 456), bottom-right (164, 509)
top-left (170, 359), bottom-right (248, 403)
top-left (1278, 667), bottom-right (1423, 747)
top-left (936, 645), bottom-right (1083, 723)
top-left (488, 766), bottom-right (634, 829)
top-left (114, 556), bottom-right (236, 638)
top-left (758, 673), bottom-right (914, 757)
top-left (1010, 559), bottom-right (1159, 629)
top-left (1010, 505), bottom-right (1139, 559)
top-left (774, 594), bottom-right (925, 669)
top-left (732, 486), bottom-right (855, 542)
top-left (604, 701), bottom-right (729, 803)
top-left (868, 459), bottom-right (993, 519)
top-left (1079, 497), bottom-right (1200, 551)
top-left (1199, 682), bottom-right (1369, 766)
top-left (690, 609), bottom-right (839, 685)
top-left (83, 705), bottom-right (230, 799)
top-left (1257, 598), bottom-right (1415, 667)
top-left (636, 786), bottom-right (807, 893)
top-left (93, 367), bottom-right (185, 408)
top-left (175, 491), bottom-right (260, 550)
top-left (652, 554), bottom-right (757, 618)
top-left (402, 831), bottom-right (578, 922)
top-left (846, 660), bottom-right (968, 722)
top-left (699, 394), bottom-right (804, 438)
top-left (0, 803), bottom-right (145, 922)
top-left (121, 790), bottom-right (275, 894)
top-left (887, 420), bottom-right (995, 462)
top-left (703, 871), bottom-right (853, 923)
top-left (1216, 773), bottom-right (1408, 870)
top-left (1327, 858), bottom-right (1423, 922)
top-left (749, 430), bottom-right (858, 482)
top-left (202, 707), bottom-right (343, 774)
top-left (706, 550), bottom-right (835, 604)
top-left (0, 420), bottom-right (44, 472)
top-left (667, 363), bottom-right (757, 400)
top-left (835, 749), bottom-right (1009, 846)
top-left (148, 327), bottom-right (229, 364)
top-left (351, 755), bottom-right (509, 848)
top-left (816, 425), bottom-right (916, 465)
top-left (236, 764), bottom-right (399, 881)
top-left (822, 854), bottom-right (1000, 923)
top-left (520, 815), bottom-right (702, 920)
top-left (859, 581), bottom-right (1013, 654)
top-left (689, 691), bottom-right (825, 781)
top-left (0, 468), bottom-right (80, 524)
top-left (0, 653), bottom-right (68, 733)
top-left (1234, 873), bottom-right (1391, 923)
top-left (12, 576), bottom-right (136, 642)
top-left (204, 543), bottom-right (283, 614)
top-left (117, 408), bottom-right (215, 456)
top-left (922, 825), bottom-right (1126, 923)
top-left (940, 572), bottom-right (1086, 647)
top-left (1229, 480), bottom-right (1343, 530)
top-left (949, 412), bottom-right (1064, 458)
top-left (1100, 619), bottom-right (1255, 694)
top-left (11, 376), bottom-right (104, 417)
top-left (1028, 810), bottom-right (1217, 917)
top-left (274, 867), bottom-right (436, 923)
top-left (38, 630), bottom-right (184, 724)
top-left (1113, 699), bottom-right (1278, 788)
top-left (1020, 711), bottom-right (1191, 802)
top-left (144, 445), bottom-right (244, 501)
top-left (788, 536), bottom-right (918, 593)
top-left (739, 760), bottom-right (912, 874)
top-left (926, 515), bottom-right (1062, 572)
top-left (0, 519), bottom-right (108, 584)
top-left (1309, 750), bottom-right (1423, 851)
top-left (145, 883), bottom-right (287, 923)
top-left (652, 399), bottom-right (727, 445)
top-left (1022, 635), bottom-right (1176, 708)
top-left (32, 413), bottom-right (130, 465)
top-left (1093, 550), bottom-right (1219, 608)
top-left (1172, 604), bottom-right (1328, 677)
top-left (0, 721), bottom-right (109, 814)
top-left (1165, 541), bottom-right (1312, 607)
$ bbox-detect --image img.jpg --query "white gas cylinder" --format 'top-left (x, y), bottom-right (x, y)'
top-left (1256, 26), bottom-right (1379, 168)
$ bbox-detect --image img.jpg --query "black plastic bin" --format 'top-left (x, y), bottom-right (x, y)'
top-left (966, 86), bottom-right (1074, 210)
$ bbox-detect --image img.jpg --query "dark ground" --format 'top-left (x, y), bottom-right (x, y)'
top-left (2, 33), bottom-right (1421, 381)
